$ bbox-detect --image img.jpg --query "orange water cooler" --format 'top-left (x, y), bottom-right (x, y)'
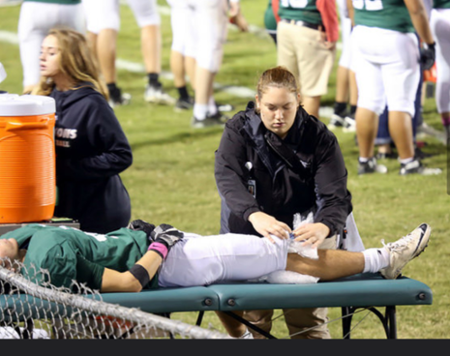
top-left (0, 94), bottom-right (56, 224)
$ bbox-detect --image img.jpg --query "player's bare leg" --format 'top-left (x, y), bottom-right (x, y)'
top-left (302, 95), bottom-right (321, 119)
top-left (286, 249), bottom-right (364, 281)
top-left (96, 29), bottom-right (117, 84)
top-left (355, 107), bottom-right (379, 159)
top-left (141, 25), bottom-right (161, 74)
top-left (388, 111), bottom-right (415, 160)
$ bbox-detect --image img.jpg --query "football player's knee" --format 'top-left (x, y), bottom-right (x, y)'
top-left (387, 99), bottom-right (415, 117)
top-left (136, 12), bottom-right (161, 27)
top-left (357, 97), bottom-right (386, 116)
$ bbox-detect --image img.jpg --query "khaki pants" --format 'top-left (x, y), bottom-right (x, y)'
top-left (277, 21), bottom-right (336, 97)
top-left (243, 235), bottom-right (337, 339)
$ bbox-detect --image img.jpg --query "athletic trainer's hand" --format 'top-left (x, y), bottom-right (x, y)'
top-left (248, 212), bottom-right (291, 243)
top-left (292, 222), bottom-right (330, 248)
top-left (151, 224), bottom-right (184, 250)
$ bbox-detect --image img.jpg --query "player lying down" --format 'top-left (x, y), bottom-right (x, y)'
top-left (0, 220), bottom-right (430, 294)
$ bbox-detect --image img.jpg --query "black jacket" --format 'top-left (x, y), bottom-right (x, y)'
top-left (50, 84), bottom-right (132, 233)
top-left (215, 101), bottom-right (352, 237)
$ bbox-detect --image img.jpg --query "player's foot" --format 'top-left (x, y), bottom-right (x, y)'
top-left (174, 96), bottom-right (194, 112)
top-left (191, 112), bottom-right (229, 129)
top-left (358, 157), bottom-right (388, 175)
top-left (399, 159), bottom-right (442, 176)
top-left (342, 114), bottom-right (356, 133)
top-left (328, 110), bottom-right (347, 130)
top-left (144, 83), bottom-right (176, 105)
top-left (108, 87), bottom-right (131, 108)
top-left (380, 223), bottom-right (431, 279)
top-left (215, 102), bottom-right (234, 113)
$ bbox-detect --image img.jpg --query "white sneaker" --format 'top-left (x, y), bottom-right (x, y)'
top-left (144, 84), bottom-right (176, 105)
top-left (380, 223), bottom-right (431, 279)
top-left (342, 116), bottom-right (356, 133)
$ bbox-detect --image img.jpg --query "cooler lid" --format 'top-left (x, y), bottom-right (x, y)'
top-left (0, 94), bottom-right (55, 116)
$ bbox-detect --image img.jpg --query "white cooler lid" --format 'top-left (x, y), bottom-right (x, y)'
top-left (0, 94), bottom-right (55, 116)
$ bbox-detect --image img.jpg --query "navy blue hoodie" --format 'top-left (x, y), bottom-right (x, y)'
top-left (50, 84), bottom-right (132, 233)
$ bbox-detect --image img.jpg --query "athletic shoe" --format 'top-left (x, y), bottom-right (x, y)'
top-left (174, 96), bottom-right (194, 112)
top-left (380, 223), bottom-right (431, 279)
top-left (216, 102), bottom-right (234, 113)
top-left (328, 112), bottom-right (345, 130)
top-left (357, 157), bottom-right (388, 175)
top-left (342, 115), bottom-right (356, 133)
top-left (191, 112), bottom-right (229, 129)
top-left (108, 87), bottom-right (131, 108)
top-left (399, 159), bottom-right (442, 176)
top-left (144, 83), bottom-right (176, 105)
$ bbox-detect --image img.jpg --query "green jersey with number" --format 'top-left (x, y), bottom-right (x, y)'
top-left (353, 0), bottom-right (414, 33)
top-left (278, 0), bottom-right (322, 25)
top-left (433, 0), bottom-right (450, 9)
top-left (1, 224), bottom-right (158, 291)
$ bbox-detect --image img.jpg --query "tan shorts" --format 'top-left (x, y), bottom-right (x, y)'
top-left (277, 21), bottom-right (336, 97)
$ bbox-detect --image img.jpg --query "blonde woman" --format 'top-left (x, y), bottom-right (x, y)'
top-left (33, 28), bottom-right (132, 234)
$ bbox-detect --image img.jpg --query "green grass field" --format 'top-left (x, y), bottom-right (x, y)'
top-left (0, 0), bottom-right (449, 339)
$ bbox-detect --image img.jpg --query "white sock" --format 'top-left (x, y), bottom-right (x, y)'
top-left (362, 248), bottom-right (390, 273)
top-left (399, 157), bottom-right (414, 165)
top-left (207, 96), bottom-right (218, 115)
top-left (359, 157), bottom-right (369, 163)
top-left (193, 104), bottom-right (208, 120)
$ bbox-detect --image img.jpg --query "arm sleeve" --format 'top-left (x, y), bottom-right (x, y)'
top-left (214, 122), bottom-right (260, 221)
top-left (317, 0), bottom-right (339, 42)
top-left (56, 98), bottom-right (132, 181)
top-left (312, 132), bottom-right (352, 236)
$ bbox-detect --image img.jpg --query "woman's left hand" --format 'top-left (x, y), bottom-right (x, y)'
top-left (292, 223), bottom-right (330, 248)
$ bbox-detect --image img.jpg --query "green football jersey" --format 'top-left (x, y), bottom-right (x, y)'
top-left (433, 0), bottom-right (450, 9)
top-left (1, 224), bottom-right (158, 291)
top-left (352, 0), bottom-right (414, 33)
top-left (278, 0), bottom-right (323, 25)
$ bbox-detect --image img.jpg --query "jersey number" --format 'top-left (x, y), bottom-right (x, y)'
top-left (280, 0), bottom-right (308, 8)
top-left (352, 0), bottom-right (384, 10)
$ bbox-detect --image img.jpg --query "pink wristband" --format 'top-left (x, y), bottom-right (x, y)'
top-left (148, 242), bottom-right (168, 259)
top-left (442, 116), bottom-right (450, 127)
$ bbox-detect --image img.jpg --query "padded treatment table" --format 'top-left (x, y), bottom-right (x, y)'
top-left (98, 273), bottom-right (433, 339)
top-left (1, 273), bottom-right (432, 339)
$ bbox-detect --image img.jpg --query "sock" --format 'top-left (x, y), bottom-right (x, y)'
top-left (193, 104), bottom-right (208, 120)
top-left (362, 248), bottom-right (390, 273)
top-left (147, 73), bottom-right (160, 87)
top-left (399, 157), bottom-right (414, 165)
top-left (177, 86), bottom-right (189, 100)
top-left (207, 96), bottom-right (218, 116)
top-left (359, 157), bottom-right (369, 163)
top-left (333, 102), bottom-right (347, 115)
top-left (350, 105), bottom-right (357, 115)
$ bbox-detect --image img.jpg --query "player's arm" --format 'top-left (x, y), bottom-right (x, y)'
top-left (101, 223), bottom-right (185, 293)
top-left (404, 0), bottom-right (434, 45)
top-left (101, 250), bottom-right (163, 293)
